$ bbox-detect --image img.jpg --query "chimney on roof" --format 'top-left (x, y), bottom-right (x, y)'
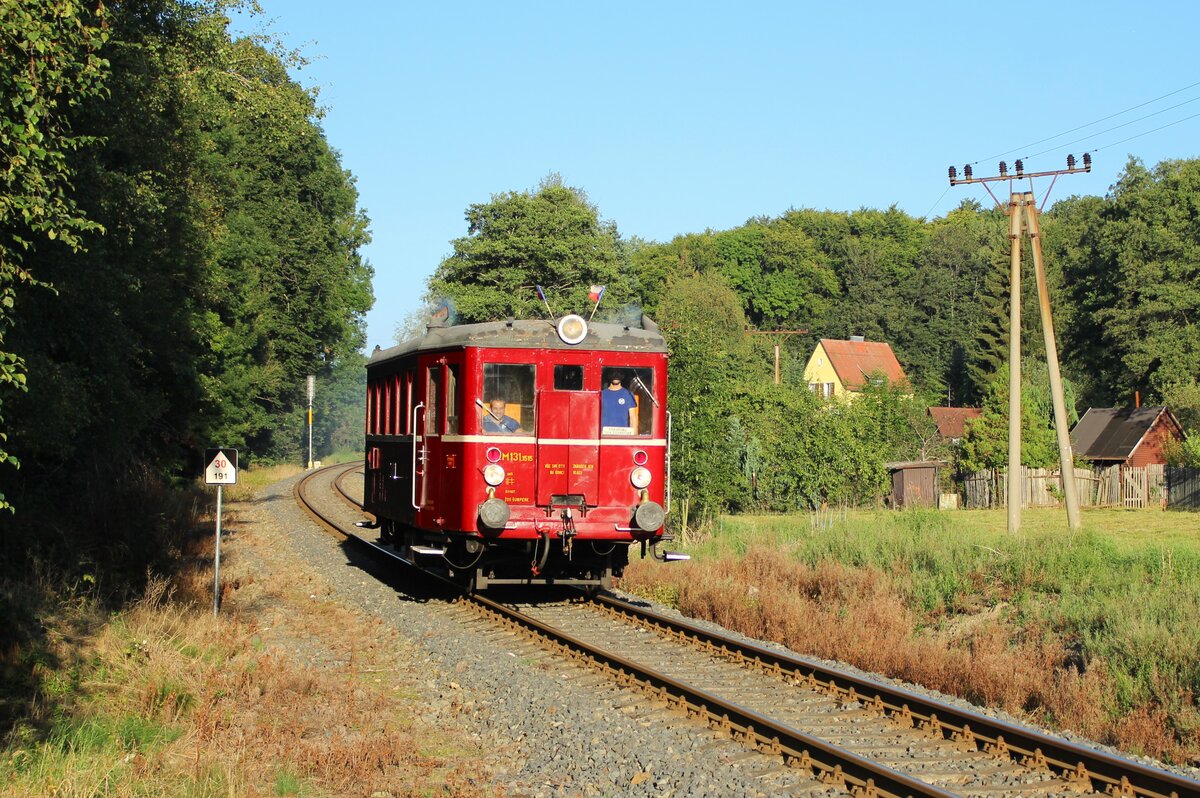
top-left (849, 335), bottom-right (865, 342)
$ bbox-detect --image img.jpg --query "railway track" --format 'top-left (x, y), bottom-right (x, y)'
top-left (297, 462), bottom-right (1200, 798)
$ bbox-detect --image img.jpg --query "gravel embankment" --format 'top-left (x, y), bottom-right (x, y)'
top-left (226, 474), bottom-right (838, 798)
top-left (227, 472), bottom-right (1200, 796)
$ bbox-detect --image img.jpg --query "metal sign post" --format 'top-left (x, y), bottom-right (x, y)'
top-left (204, 448), bottom-right (238, 615)
top-left (307, 375), bottom-right (315, 469)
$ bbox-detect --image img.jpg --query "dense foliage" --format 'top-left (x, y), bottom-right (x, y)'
top-left (427, 174), bottom-right (632, 322)
top-left (0, 0), bottom-right (110, 511)
top-left (0, 0), bottom-right (371, 586)
top-left (430, 157), bottom-right (1200, 515)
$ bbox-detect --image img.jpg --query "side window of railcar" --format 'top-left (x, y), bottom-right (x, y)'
top-left (481, 363), bottom-right (535, 434)
top-left (402, 368), bottom-right (415, 434)
top-left (425, 367), bottom-right (439, 437)
top-left (600, 366), bottom-right (653, 437)
top-left (445, 364), bottom-right (460, 434)
top-left (553, 364), bottom-right (584, 391)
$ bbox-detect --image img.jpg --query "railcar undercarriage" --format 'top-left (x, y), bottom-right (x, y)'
top-left (380, 520), bottom-right (633, 591)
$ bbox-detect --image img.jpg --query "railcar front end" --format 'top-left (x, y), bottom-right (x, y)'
top-left (363, 316), bottom-right (677, 590)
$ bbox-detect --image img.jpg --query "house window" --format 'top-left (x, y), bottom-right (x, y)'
top-left (809, 382), bottom-right (835, 399)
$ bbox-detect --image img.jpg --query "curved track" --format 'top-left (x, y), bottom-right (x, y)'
top-left (297, 462), bottom-right (1200, 798)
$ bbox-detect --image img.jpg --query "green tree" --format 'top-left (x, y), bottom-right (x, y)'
top-left (197, 37), bottom-right (373, 460)
top-left (427, 175), bottom-right (627, 323)
top-left (913, 200), bottom-right (1007, 404)
top-left (0, 0), bottom-right (109, 510)
top-left (1080, 158), bottom-right (1200, 400)
top-left (656, 271), bottom-right (751, 514)
top-left (1, 1), bottom-right (371, 587)
top-left (959, 363), bottom-right (1062, 472)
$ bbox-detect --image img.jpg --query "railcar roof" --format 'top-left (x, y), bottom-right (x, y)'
top-left (368, 319), bottom-right (667, 365)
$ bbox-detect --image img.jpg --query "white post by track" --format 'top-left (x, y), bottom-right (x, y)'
top-left (307, 375), bottom-right (315, 469)
top-left (204, 448), bottom-right (239, 615)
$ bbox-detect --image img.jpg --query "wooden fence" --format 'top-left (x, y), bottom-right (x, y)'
top-left (961, 464), bottom-right (1171, 509)
top-left (1168, 467), bottom-right (1200, 510)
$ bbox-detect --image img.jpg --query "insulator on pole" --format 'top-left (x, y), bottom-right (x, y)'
top-left (999, 161), bottom-right (1007, 177)
top-left (963, 164), bottom-right (973, 179)
top-left (1067, 153), bottom-right (1076, 169)
top-left (1015, 159), bottom-right (1024, 176)
top-left (1083, 152), bottom-right (1092, 169)
top-left (948, 165), bottom-right (957, 182)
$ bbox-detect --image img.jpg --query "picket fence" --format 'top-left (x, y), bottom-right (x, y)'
top-left (961, 464), bottom-right (1173, 509)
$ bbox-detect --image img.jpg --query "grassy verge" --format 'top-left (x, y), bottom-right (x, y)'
top-left (620, 506), bottom-right (1200, 764)
top-left (1, 468), bottom-right (495, 797)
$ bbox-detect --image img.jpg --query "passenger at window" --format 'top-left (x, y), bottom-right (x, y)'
top-left (483, 399), bottom-right (523, 434)
top-left (601, 372), bottom-right (638, 431)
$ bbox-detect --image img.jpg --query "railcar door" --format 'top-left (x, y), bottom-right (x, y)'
top-left (536, 388), bottom-right (600, 507)
top-left (415, 362), bottom-right (442, 520)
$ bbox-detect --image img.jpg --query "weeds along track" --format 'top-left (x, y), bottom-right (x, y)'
top-left (296, 463), bottom-right (1199, 798)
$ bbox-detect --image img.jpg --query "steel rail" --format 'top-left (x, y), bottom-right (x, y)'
top-left (468, 592), bottom-right (956, 798)
top-left (595, 594), bottom-right (1199, 798)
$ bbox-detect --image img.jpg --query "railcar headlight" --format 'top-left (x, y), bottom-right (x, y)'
top-left (556, 314), bottom-right (588, 345)
top-left (630, 466), bottom-right (652, 489)
top-left (483, 464), bottom-right (506, 486)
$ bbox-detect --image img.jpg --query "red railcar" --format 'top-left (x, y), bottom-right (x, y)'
top-left (363, 315), bottom-right (673, 589)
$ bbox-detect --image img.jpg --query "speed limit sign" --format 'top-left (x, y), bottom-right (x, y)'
top-left (204, 448), bottom-right (238, 485)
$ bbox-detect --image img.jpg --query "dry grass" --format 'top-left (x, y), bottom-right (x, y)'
top-left (1, 495), bottom-right (499, 797)
top-left (620, 507), bottom-right (1200, 765)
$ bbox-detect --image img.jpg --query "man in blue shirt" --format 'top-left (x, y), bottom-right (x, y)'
top-left (483, 398), bottom-right (523, 434)
top-left (601, 372), bottom-right (638, 431)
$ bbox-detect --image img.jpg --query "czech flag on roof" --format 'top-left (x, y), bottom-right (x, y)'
top-left (588, 285), bottom-right (605, 302)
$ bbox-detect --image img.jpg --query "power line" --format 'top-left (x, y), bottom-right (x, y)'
top-left (1021, 95), bottom-right (1200, 161)
top-left (1092, 109), bottom-right (1200, 153)
top-left (921, 184), bottom-right (951, 219)
top-left (970, 78), bottom-right (1200, 165)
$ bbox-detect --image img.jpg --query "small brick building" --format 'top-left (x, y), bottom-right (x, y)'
top-left (1069, 406), bottom-right (1185, 466)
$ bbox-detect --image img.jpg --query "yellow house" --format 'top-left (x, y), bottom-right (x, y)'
top-left (803, 337), bottom-right (908, 399)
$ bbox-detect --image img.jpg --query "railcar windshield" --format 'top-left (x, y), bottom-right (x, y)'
top-left (481, 363), bottom-right (535, 434)
top-left (600, 366), bottom-right (653, 437)
top-left (553, 364), bottom-right (584, 391)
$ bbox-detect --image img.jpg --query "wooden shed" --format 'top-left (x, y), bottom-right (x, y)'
top-left (885, 461), bottom-right (939, 508)
top-left (1070, 406), bottom-right (1185, 466)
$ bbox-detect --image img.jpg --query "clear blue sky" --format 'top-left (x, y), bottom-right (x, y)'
top-left (233, 1), bottom-right (1199, 351)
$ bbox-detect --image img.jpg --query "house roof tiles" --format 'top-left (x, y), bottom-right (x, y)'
top-left (819, 338), bottom-right (907, 391)
top-left (928, 406), bottom-right (983, 439)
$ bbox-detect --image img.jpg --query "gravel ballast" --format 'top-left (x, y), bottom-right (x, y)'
top-left (226, 471), bottom-right (1200, 796)
top-left (226, 473), bottom-right (838, 797)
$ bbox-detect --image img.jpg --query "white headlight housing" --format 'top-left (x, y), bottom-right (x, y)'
top-left (483, 464), bottom-right (506, 486)
top-left (630, 466), bottom-right (652, 489)
top-left (556, 314), bottom-right (588, 345)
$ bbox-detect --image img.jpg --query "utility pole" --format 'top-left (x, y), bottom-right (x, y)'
top-left (949, 155), bottom-right (1089, 532)
top-left (747, 329), bottom-right (809, 384)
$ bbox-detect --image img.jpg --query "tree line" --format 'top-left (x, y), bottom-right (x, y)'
top-left (429, 162), bottom-right (1200, 514)
top-left (0, 0), bottom-right (371, 587)
top-left (3, 2), bottom-right (1198, 571)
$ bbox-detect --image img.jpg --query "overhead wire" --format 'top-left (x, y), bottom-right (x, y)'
top-left (1020, 94), bottom-right (1200, 161)
top-left (970, 78), bottom-right (1200, 165)
top-left (927, 79), bottom-right (1200, 218)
